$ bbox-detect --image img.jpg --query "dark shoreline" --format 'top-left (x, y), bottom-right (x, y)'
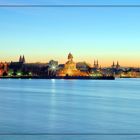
top-left (0, 76), bottom-right (115, 80)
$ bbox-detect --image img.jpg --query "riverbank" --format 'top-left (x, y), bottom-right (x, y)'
top-left (0, 76), bottom-right (115, 80)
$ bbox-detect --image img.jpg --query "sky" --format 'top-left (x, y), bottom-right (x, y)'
top-left (0, 0), bottom-right (140, 67)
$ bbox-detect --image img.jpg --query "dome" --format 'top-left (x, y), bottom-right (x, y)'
top-left (68, 53), bottom-right (73, 60)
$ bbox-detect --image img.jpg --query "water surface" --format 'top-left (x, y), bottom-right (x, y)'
top-left (0, 79), bottom-right (140, 139)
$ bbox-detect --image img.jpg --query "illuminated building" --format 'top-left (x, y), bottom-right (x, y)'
top-left (76, 62), bottom-right (91, 72)
top-left (0, 62), bottom-right (8, 76)
top-left (57, 53), bottom-right (88, 76)
top-left (90, 60), bottom-right (103, 77)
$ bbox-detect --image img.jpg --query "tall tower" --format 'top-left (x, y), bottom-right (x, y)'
top-left (19, 55), bottom-right (22, 62)
top-left (94, 60), bottom-right (95, 67)
top-left (94, 60), bottom-right (99, 69)
top-left (116, 61), bottom-right (120, 69)
top-left (22, 55), bottom-right (25, 63)
top-left (112, 61), bottom-right (115, 68)
top-left (97, 60), bottom-right (99, 68)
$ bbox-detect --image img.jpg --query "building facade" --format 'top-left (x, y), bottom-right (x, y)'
top-left (0, 62), bottom-right (8, 76)
top-left (57, 53), bottom-right (88, 76)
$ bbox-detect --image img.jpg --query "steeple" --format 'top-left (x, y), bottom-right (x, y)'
top-left (113, 61), bottom-right (115, 66)
top-left (112, 61), bottom-right (115, 68)
top-left (93, 60), bottom-right (99, 69)
top-left (19, 55), bottom-right (25, 63)
top-left (116, 61), bottom-right (119, 66)
top-left (19, 55), bottom-right (22, 62)
top-left (97, 60), bottom-right (99, 67)
top-left (100, 65), bottom-right (102, 70)
top-left (22, 55), bottom-right (25, 63)
top-left (116, 61), bottom-right (120, 69)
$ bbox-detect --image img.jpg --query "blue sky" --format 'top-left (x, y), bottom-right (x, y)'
top-left (1, 0), bottom-right (140, 4)
top-left (0, 0), bottom-right (140, 67)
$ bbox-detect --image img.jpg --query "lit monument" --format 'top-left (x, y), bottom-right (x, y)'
top-left (57, 53), bottom-right (88, 77)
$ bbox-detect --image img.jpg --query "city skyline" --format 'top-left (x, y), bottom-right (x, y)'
top-left (0, 0), bottom-right (140, 67)
top-left (0, 54), bottom-right (139, 68)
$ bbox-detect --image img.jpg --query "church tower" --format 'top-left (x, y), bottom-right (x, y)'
top-left (94, 60), bottom-right (99, 69)
top-left (19, 55), bottom-right (25, 63)
top-left (19, 55), bottom-right (22, 62)
top-left (22, 55), bottom-right (25, 63)
top-left (116, 61), bottom-right (120, 69)
top-left (97, 60), bottom-right (99, 68)
top-left (112, 61), bottom-right (115, 68)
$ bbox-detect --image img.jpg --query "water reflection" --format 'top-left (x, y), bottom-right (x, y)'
top-left (0, 79), bottom-right (140, 135)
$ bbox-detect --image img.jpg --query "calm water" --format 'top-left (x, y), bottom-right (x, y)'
top-left (0, 79), bottom-right (140, 140)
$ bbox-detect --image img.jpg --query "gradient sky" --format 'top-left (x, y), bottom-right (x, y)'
top-left (0, 0), bottom-right (140, 67)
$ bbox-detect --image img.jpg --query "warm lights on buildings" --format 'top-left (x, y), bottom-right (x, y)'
top-left (57, 53), bottom-right (89, 77)
top-left (0, 53), bottom-right (140, 78)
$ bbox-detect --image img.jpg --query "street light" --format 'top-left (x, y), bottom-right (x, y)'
top-left (52, 66), bottom-right (56, 70)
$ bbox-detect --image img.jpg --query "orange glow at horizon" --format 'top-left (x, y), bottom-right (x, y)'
top-left (0, 55), bottom-right (139, 68)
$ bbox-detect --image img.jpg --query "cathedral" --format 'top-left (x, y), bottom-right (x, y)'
top-left (19, 55), bottom-right (25, 63)
top-left (112, 61), bottom-right (120, 69)
top-left (9, 55), bottom-right (25, 71)
top-left (57, 53), bottom-right (88, 77)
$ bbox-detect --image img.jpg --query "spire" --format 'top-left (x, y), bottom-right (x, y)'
top-left (112, 61), bottom-right (115, 66)
top-left (112, 61), bottom-right (115, 68)
top-left (94, 60), bottom-right (95, 66)
top-left (22, 55), bottom-right (25, 63)
top-left (97, 60), bottom-right (99, 68)
top-left (116, 61), bottom-right (120, 69)
top-left (113, 61), bottom-right (115, 66)
top-left (116, 61), bottom-right (120, 67)
top-left (19, 55), bottom-right (22, 62)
